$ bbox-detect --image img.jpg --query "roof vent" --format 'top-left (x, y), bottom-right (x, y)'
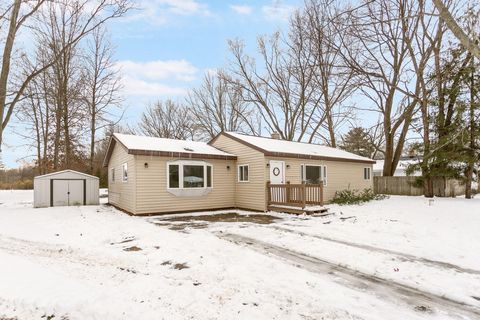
top-left (271, 132), bottom-right (281, 140)
top-left (183, 147), bottom-right (194, 152)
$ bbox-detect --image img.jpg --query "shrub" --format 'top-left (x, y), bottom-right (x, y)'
top-left (0, 179), bottom-right (33, 190)
top-left (331, 188), bottom-right (387, 205)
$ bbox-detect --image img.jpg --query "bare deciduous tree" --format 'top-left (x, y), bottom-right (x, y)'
top-left (138, 100), bottom-right (195, 140)
top-left (186, 70), bottom-right (258, 140)
top-left (227, 32), bottom-right (324, 142)
top-left (432, 0), bottom-right (480, 58)
top-left (83, 26), bottom-right (123, 174)
top-left (0, 0), bottom-right (131, 151)
top-left (340, 0), bottom-right (433, 176)
top-left (293, 0), bottom-right (357, 147)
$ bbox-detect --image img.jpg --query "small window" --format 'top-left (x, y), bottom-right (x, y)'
top-left (122, 163), bottom-right (128, 182)
top-left (110, 168), bottom-right (115, 182)
top-left (183, 165), bottom-right (204, 188)
top-left (238, 165), bottom-right (249, 182)
top-left (364, 167), bottom-right (371, 180)
top-left (169, 164), bottom-right (179, 188)
top-left (207, 166), bottom-right (212, 187)
top-left (302, 165), bottom-right (327, 186)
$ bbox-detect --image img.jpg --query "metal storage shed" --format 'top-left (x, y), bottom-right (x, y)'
top-left (34, 170), bottom-right (100, 208)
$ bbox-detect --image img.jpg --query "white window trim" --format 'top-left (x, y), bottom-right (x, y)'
top-left (238, 164), bottom-right (249, 182)
top-left (301, 164), bottom-right (327, 186)
top-left (167, 160), bottom-right (213, 190)
top-left (206, 164), bottom-right (213, 188)
top-left (110, 167), bottom-right (115, 182)
top-left (364, 167), bottom-right (371, 180)
top-left (122, 163), bottom-right (128, 182)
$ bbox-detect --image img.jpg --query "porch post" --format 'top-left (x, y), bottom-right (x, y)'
top-left (266, 181), bottom-right (271, 206)
top-left (286, 181), bottom-right (291, 203)
top-left (320, 183), bottom-right (324, 206)
top-left (302, 181), bottom-right (306, 209)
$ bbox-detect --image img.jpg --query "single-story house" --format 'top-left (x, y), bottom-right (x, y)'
top-left (103, 132), bottom-right (375, 215)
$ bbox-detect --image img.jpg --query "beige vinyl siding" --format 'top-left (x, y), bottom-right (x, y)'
top-left (134, 155), bottom-right (235, 215)
top-left (108, 142), bottom-right (136, 213)
top-left (265, 157), bottom-right (373, 202)
top-left (211, 135), bottom-right (266, 211)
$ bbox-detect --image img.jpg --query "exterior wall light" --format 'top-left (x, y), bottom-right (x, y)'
top-left (144, 162), bottom-right (148, 168)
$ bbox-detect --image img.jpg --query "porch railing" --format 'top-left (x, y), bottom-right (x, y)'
top-left (266, 181), bottom-right (324, 208)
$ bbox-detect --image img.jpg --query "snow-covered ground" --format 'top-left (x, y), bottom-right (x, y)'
top-left (0, 190), bottom-right (479, 319)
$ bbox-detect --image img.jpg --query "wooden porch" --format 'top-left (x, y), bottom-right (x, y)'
top-left (266, 181), bottom-right (327, 215)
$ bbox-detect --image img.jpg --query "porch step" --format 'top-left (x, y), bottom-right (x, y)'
top-left (267, 205), bottom-right (329, 215)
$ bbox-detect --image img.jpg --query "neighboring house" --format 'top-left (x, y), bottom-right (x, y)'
top-left (373, 159), bottom-right (422, 177)
top-left (103, 132), bottom-right (375, 215)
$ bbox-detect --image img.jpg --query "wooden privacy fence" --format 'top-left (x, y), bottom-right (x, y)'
top-left (267, 181), bottom-right (324, 208)
top-left (374, 176), bottom-right (465, 197)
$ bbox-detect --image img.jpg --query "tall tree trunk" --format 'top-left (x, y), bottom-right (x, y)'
top-left (465, 57), bottom-right (476, 199)
top-left (90, 109), bottom-right (96, 174)
top-left (53, 100), bottom-right (62, 170)
top-left (0, 0), bottom-right (22, 150)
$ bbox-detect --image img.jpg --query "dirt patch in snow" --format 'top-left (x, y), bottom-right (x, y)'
top-left (123, 246), bottom-right (142, 252)
top-left (173, 263), bottom-right (189, 270)
top-left (157, 212), bottom-right (280, 225)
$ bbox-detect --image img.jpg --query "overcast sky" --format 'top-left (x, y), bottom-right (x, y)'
top-left (2, 0), bottom-right (302, 168)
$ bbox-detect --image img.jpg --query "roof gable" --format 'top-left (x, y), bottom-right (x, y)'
top-left (103, 133), bottom-right (237, 167)
top-left (210, 132), bottom-right (375, 164)
top-left (34, 169), bottom-right (99, 180)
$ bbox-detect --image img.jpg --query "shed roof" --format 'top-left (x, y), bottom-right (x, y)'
top-left (210, 132), bottom-right (375, 164)
top-left (103, 133), bottom-right (237, 167)
top-left (34, 169), bottom-right (99, 180)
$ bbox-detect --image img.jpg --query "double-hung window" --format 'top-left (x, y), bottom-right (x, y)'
top-left (238, 165), bottom-right (249, 182)
top-left (301, 164), bottom-right (327, 186)
top-left (110, 167), bottom-right (115, 182)
top-left (168, 161), bottom-right (213, 189)
top-left (364, 167), bottom-right (371, 180)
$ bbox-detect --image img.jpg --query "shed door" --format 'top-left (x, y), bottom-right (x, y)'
top-left (53, 180), bottom-right (69, 206)
top-left (269, 160), bottom-right (285, 184)
top-left (68, 180), bottom-right (84, 206)
top-left (52, 180), bottom-right (84, 206)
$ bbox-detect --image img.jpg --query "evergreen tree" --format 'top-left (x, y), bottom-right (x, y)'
top-left (340, 127), bottom-right (375, 158)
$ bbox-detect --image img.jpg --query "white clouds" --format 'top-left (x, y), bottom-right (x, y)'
top-left (127, 0), bottom-right (211, 25)
top-left (117, 59), bottom-right (198, 97)
top-left (159, 0), bottom-right (210, 16)
top-left (121, 76), bottom-right (188, 96)
top-left (262, 1), bottom-right (296, 22)
top-left (118, 60), bottom-right (198, 81)
top-left (230, 5), bottom-right (253, 15)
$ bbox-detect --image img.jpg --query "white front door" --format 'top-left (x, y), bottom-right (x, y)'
top-left (269, 160), bottom-right (285, 184)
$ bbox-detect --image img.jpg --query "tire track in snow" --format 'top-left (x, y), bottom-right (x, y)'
top-left (0, 235), bottom-right (142, 272)
top-left (217, 232), bottom-right (480, 320)
top-left (270, 225), bottom-right (480, 276)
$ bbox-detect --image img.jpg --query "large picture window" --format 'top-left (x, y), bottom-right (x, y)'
top-left (301, 164), bottom-right (327, 186)
top-left (183, 165), bottom-right (204, 188)
top-left (167, 161), bottom-right (213, 189)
